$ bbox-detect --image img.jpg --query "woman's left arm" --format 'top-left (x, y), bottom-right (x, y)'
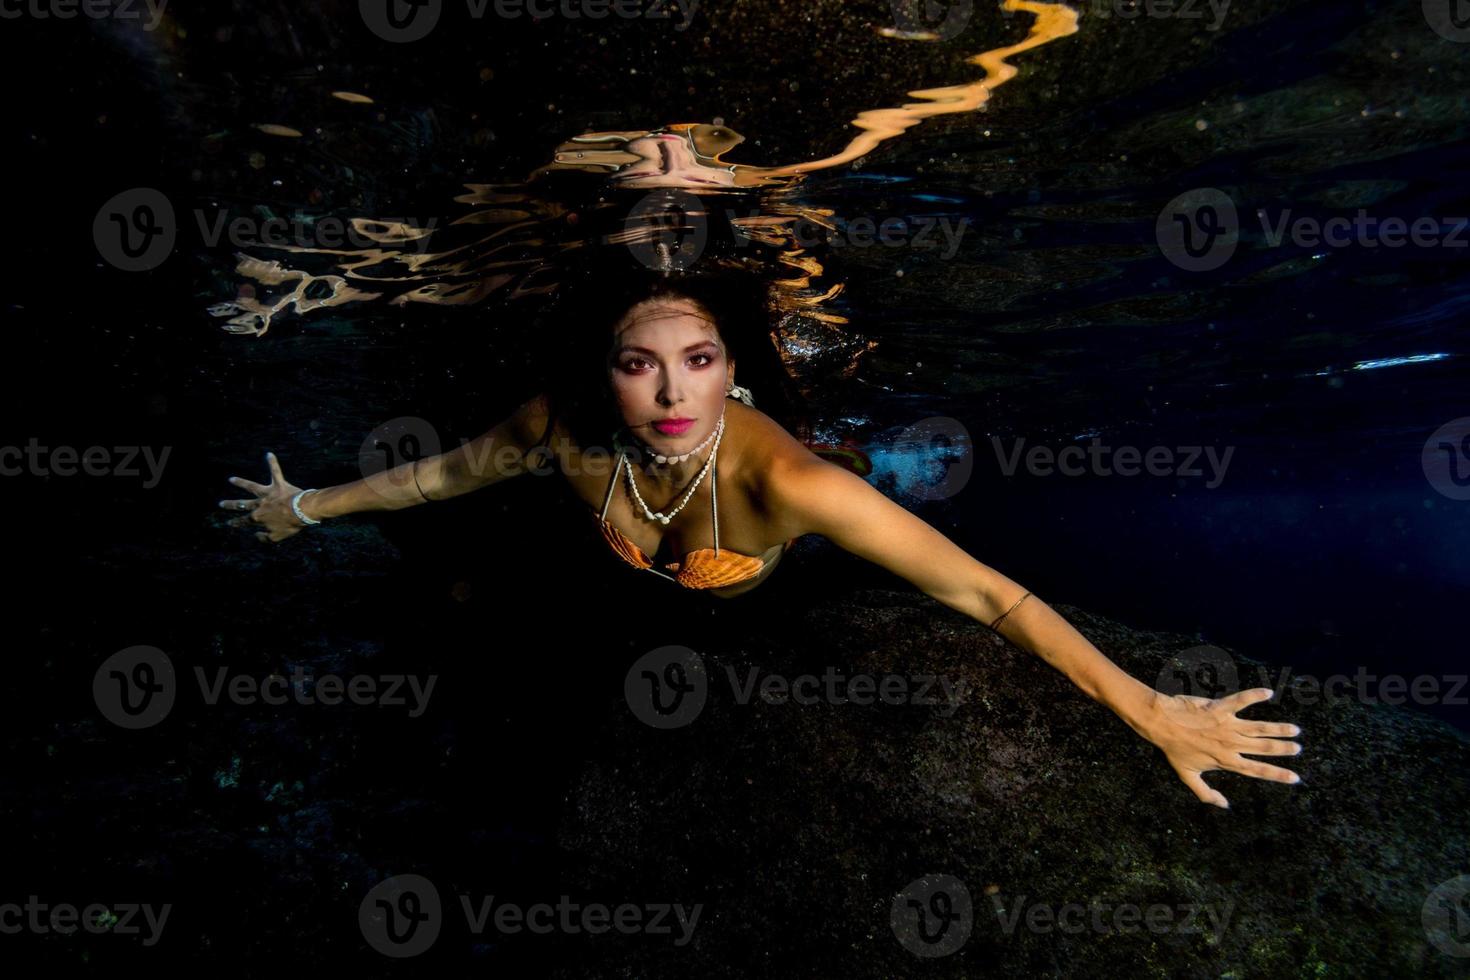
top-left (762, 452), bottom-right (1302, 809)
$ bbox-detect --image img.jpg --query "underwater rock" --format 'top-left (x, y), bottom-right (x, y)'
top-left (554, 588), bottom-right (1470, 977)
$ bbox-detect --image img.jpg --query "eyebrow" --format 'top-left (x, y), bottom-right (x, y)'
top-left (615, 341), bottom-right (720, 356)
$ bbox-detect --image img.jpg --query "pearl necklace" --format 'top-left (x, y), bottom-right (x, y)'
top-left (622, 412), bottom-right (725, 525)
top-left (647, 416), bottom-right (720, 464)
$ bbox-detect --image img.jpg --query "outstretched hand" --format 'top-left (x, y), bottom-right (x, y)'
top-left (1139, 687), bottom-right (1302, 809)
top-left (218, 451), bottom-right (311, 543)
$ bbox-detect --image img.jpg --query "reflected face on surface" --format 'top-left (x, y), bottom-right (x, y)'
top-left (607, 297), bottom-right (734, 455)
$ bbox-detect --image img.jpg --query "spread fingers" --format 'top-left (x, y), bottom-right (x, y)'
top-left (1226, 755), bottom-right (1301, 784)
top-left (1239, 721), bottom-right (1301, 738)
top-left (1235, 736), bottom-right (1302, 757)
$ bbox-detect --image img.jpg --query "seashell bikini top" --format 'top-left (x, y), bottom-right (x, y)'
top-left (594, 445), bottom-right (795, 590)
top-left (536, 407), bottom-right (792, 589)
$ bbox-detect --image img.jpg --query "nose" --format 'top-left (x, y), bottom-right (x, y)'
top-left (656, 377), bottom-right (686, 406)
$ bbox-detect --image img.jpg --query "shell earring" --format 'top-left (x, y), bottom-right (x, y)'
top-left (726, 383), bottom-right (754, 406)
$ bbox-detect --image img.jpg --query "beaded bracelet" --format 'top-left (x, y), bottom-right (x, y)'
top-left (290, 489), bottom-right (321, 526)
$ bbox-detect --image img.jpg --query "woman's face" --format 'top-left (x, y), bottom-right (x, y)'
top-left (608, 296), bottom-right (734, 451)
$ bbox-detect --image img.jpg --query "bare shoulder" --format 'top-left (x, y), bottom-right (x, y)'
top-left (730, 401), bottom-right (900, 544)
top-left (724, 400), bottom-right (825, 511)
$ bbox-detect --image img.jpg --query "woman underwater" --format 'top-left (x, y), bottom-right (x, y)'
top-left (218, 259), bottom-right (1303, 810)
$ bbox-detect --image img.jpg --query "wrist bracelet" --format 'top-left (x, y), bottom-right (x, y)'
top-left (989, 591), bottom-right (1032, 631)
top-left (291, 489), bottom-right (322, 526)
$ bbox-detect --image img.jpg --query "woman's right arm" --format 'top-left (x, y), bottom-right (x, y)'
top-left (221, 392), bottom-right (552, 541)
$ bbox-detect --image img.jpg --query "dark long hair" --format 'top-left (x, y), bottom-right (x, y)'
top-left (537, 255), bottom-right (813, 453)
